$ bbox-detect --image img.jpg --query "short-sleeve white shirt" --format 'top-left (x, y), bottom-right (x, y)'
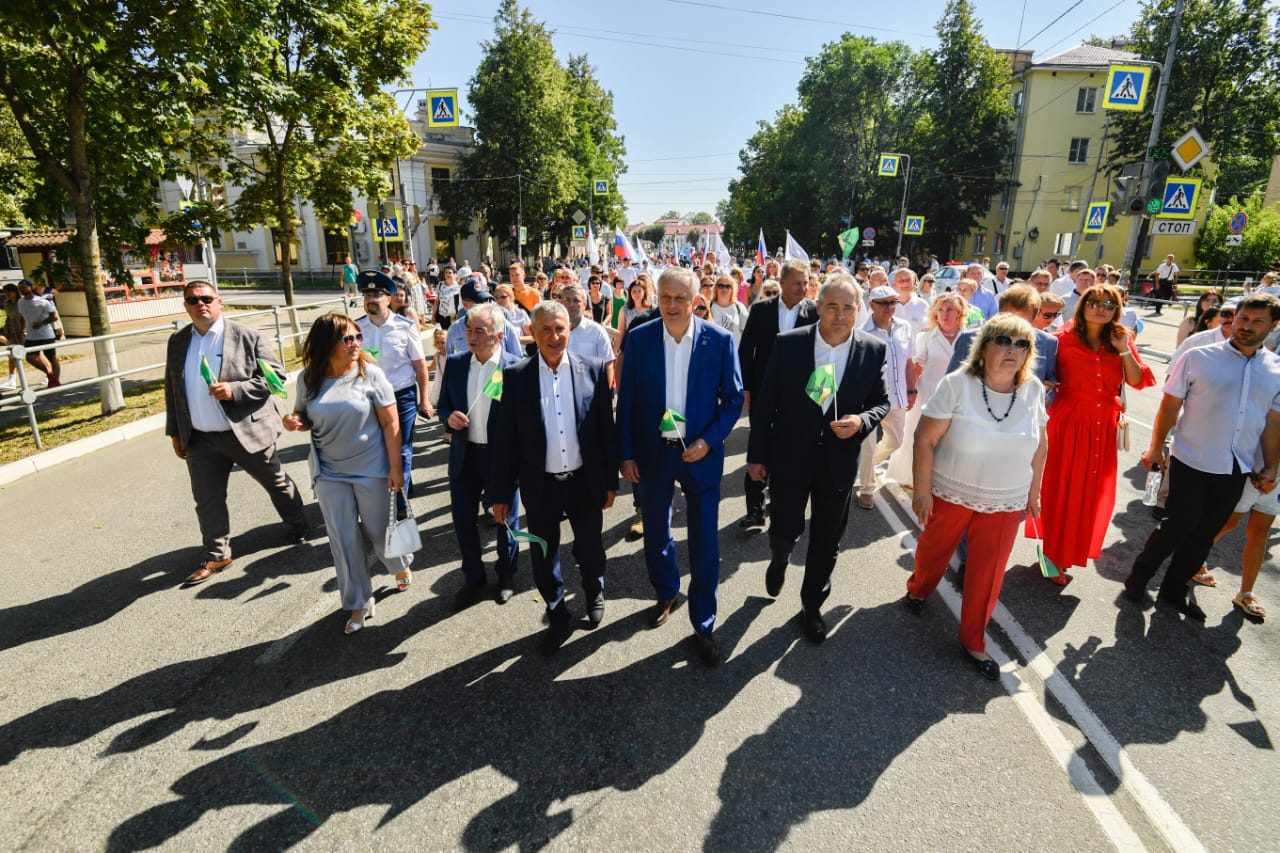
top-left (357, 313), bottom-right (424, 391)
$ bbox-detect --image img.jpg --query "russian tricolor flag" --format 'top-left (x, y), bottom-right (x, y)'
top-left (756, 228), bottom-right (767, 267)
top-left (614, 226), bottom-right (635, 261)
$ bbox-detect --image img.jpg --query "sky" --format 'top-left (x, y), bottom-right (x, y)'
top-left (406, 0), bottom-right (1144, 226)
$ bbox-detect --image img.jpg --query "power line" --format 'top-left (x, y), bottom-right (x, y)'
top-left (1018, 0), bottom-right (1087, 50)
top-left (1035, 0), bottom-right (1132, 56)
top-left (664, 0), bottom-right (936, 39)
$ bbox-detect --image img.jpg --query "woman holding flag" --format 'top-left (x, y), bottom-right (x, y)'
top-left (283, 313), bottom-right (412, 634)
top-left (904, 313), bottom-right (1048, 679)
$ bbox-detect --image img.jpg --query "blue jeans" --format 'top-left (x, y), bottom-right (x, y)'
top-left (393, 385), bottom-right (418, 510)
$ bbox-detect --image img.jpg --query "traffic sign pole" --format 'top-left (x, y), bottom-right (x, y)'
top-left (1121, 0), bottom-right (1183, 285)
top-left (882, 153), bottom-right (911, 256)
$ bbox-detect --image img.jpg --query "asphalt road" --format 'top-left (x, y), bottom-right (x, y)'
top-left (2, 303), bottom-right (1276, 851)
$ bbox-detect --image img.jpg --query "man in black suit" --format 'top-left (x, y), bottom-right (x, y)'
top-left (491, 301), bottom-right (618, 655)
top-left (735, 260), bottom-right (819, 529)
top-left (747, 273), bottom-right (889, 641)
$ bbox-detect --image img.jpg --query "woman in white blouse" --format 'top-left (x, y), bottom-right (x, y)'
top-left (709, 273), bottom-right (749, 343)
top-left (887, 292), bottom-right (968, 487)
top-left (903, 313), bottom-right (1048, 680)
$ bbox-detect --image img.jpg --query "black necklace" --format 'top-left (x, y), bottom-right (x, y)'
top-left (980, 378), bottom-right (1018, 422)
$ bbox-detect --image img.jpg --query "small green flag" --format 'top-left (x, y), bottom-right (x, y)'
top-left (362, 347), bottom-right (381, 361)
top-left (659, 408), bottom-right (686, 432)
top-left (805, 363), bottom-right (836, 407)
top-left (1036, 543), bottom-right (1061, 579)
top-left (482, 368), bottom-right (504, 401)
top-left (199, 355), bottom-right (215, 387)
top-left (507, 524), bottom-right (548, 558)
top-left (258, 358), bottom-right (288, 398)
top-left (837, 228), bottom-right (859, 259)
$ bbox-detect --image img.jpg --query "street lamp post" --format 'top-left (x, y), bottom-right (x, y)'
top-left (881, 152), bottom-right (913, 257)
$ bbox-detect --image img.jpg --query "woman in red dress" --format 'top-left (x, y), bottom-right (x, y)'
top-left (1031, 279), bottom-right (1155, 582)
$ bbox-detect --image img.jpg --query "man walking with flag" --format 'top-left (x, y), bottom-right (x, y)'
top-left (164, 282), bottom-right (308, 585)
top-left (490, 301), bottom-right (617, 656)
top-left (438, 302), bottom-right (526, 610)
top-left (747, 273), bottom-right (889, 641)
top-left (618, 267), bottom-right (744, 665)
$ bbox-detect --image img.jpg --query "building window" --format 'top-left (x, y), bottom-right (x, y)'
top-left (1068, 138), bottom-right (1090, 164)
top-left (973, 232), bottom-right (987, 254)
top-left (269, 229), bottom-right (300, 265)
top-left (1076, 87), bottom-right (1098, 113)
top-left (431, 167), bottom-right (450, 196)
top-left (1054, 232), bottom-right (1073, 256)
top-left (1012, 90), bottom-right (1024, 113)
top-left (1062, 186), bottom-right (1082, 211)
top-left (322, 229), bottom-right (348, 266)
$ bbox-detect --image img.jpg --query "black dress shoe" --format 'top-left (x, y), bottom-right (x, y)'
top-left (1120, 576), bottom-right (1147, 603)
top-left (649, 596), bottom-right (681, 628)
top-left (541, 621), bottom-right (573, 656)
top-left (453, 581), bottom-right (486, 613)
top-left (693, 631), bottom-right (720, 666)
top-left (289, 525), bottom-right (312, 544)
top-left (765, 546), bottom-right (789, 598)
top-left (1157, 594), bottom-right (1207, 621)
top-left (1150, 505), bottom-right (1168, 521)
top-left (738, 511), bottom-right (766, 529)
top-left (799, 608), bottom-right (827, 643)
top-left (972, 655), bottom-right (1000, 680)
top-left (495, 575), bottom-right (515, 605)
top-left (586, 591), bottom-right (605, 626)
top-left (903, 594), bottom-right (926, 615)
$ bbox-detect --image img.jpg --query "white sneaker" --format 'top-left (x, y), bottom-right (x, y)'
top-left (0, 376), bottom-right (14, 390)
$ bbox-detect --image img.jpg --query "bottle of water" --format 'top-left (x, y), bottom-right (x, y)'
top-left (1142, 464), bottom-right (1162, 507)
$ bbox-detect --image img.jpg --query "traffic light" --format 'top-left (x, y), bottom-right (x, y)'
top-left (1113, 162), bottom-right (1143, 215)
top-left (1138, 160), bottom-right (1171, 212)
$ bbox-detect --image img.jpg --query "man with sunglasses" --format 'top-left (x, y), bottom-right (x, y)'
top-left (164, 282), bottom-right (309, 585)
top-left (857, 284), bottom-right (917, 510)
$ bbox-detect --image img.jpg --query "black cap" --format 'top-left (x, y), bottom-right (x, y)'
top-left (357, 270), bottom-right (398, 295)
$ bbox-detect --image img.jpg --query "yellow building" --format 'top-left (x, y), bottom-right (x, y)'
top-left (970, 43), bottom-right (1202, 275)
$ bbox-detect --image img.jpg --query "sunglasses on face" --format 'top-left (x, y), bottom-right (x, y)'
top-left (184, 295), bottom-right (216, 305)
top-left (1040, 311), bottom-right (1062, 319)
top-left (341, 333), bottom-right (364, 345)
top-left (990, 335), bottom-right (1031, 351)
top-left (1086, 300), bottom-right (1118, 311)
top-left (716, 284), bottom-right (733, 290)
top-left (1220, 310), bottom-right (1236, 319)
top-left (694, 305), bottom-right (708, 313)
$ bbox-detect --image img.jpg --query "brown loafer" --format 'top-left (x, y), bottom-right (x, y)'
top-left (649, 596), bottom-right (682, 629)
top-left (186, 558), bottom-right (232, 585)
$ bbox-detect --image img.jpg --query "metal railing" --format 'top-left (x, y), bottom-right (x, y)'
top-left (2, 296), bottom-right (349, 450)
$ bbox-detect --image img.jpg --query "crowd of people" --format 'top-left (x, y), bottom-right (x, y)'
top-left (161, 248), bottom-right (1280, 678)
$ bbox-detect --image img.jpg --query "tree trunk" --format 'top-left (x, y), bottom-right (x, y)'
top-left (275, 175), bottom-right (302, 356)
top-left (66, 72), bottom-right (124, 413)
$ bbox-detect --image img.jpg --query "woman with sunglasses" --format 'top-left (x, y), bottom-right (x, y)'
top-left (905, 313), bottom-right (1048, 679)
top-left (283, 313), bottom-right (413, 634)
top-left (709, 273), bottom-right (749, 344)
top-left (1177, 291), bottom-right (1222, 346)
top-left (1031, 281), bottom-right (1154, 584)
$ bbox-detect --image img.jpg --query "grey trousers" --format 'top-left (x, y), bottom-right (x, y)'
top-left (185, 429), bottom-right (306, 562)
top-left (314, 476), bottom-right (412, 611)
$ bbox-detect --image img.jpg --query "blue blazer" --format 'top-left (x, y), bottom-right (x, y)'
top-left (490, 352), bottom-right (618, 510)
top-left (436, 349), bottom-right (525, 479)
top-left (617, 317), bottom-right (744, 485)
top-left (947, 327), bottom-right (1059, 385)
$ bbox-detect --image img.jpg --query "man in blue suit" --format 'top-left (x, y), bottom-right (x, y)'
top-left (947, 284), bottom-right (1059, 384)
top-left (437, 302), bottom-right (525, 611)
top-left (491, 301), bottom-right (618, 656)
top-left (618, 267), bottom-right (745, 666)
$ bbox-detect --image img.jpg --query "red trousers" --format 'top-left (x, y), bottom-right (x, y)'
top-left (907, 496), bottom-right (1023, 653)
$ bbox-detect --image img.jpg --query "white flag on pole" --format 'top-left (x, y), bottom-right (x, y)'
top-left (784, 230), bottom-right (809, 263)
top-left (633, 233), bottom-right (651, 269)
top-left (587, 224), bottom-right (599, 266)
top-left (712, 232), bottom-right (732, 268)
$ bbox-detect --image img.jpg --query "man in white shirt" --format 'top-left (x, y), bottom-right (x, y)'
top-left (1126, 293), bottom-right (1280, 618)
top-left (15, 279), bottom-right (61, 386)
top-left (357, 271), bottom-right (429, 505)
top-left (1051, 259), bottom-right (1085, 296)
top-left (891, 268), bottom-right (930, 337)
top-left (560, 283), bottom-right (615, 386)
top-left (1059, 264), bottom-right (1095, 323)
top-left (857, 285), bottom-right (916, 509)
top-left (617, 257), bottom-right (638, 289)
top-left (990, 262), bottom-right (1013, 295)
top-left (1149, 254), bottom-right (1180, 315)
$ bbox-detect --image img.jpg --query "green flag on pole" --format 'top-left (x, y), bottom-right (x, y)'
top-left (258, 358), bottom-right (288, 398)
top-left (199, 355), bottom-right (215, 387)
top-left (837, 228), bottom-right (859, 259)
top-left (507, 524), bottom-right (548, 558)
top-left (482, 368), bottom-right (504, 401)
top-left (805, 363), bottom-right (836, 407)
top-left (659, 408), bottom-right (686, 432)
top-left (362, 347), bottom-right (381, 361)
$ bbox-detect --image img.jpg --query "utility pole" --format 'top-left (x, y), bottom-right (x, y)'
top-left (882, 153), bottom-right (913, 257)
top-left (1120, 0), bottom-right (1184, 281)
top-left (517, 174), bottom-right (523, 265)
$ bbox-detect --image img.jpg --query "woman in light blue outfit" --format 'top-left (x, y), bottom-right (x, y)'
top-left (284, 312), bottom-right (411, 634)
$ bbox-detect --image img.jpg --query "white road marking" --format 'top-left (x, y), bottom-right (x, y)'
top-left (255, 597), bottom-right (336, 665)
top-left (871, 487), bottom-right (1206, 852)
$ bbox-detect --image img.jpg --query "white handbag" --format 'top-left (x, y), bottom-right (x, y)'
top-left (384, 487), bottom-right (421, 558)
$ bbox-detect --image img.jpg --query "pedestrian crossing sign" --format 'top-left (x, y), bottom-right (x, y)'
top-left (878, 155), bottom-right (900, 177)
top-left (1103, 65), bottom-right (1150, 112)
top-left (593, 180), bottom-right (609, 196)
top-left (427, 89), bottom-right (459, 127)
top-left (1083, 202), bottom-right (1110, 234)
top-left (1158, 176), bottom-right (1201, 220)
top-left (904, 216), bottom-right (924, 236)
top-left (572, 225), bottom-right (587, 241)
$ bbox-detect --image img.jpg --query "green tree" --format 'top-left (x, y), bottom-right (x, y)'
top-left (907, 0), bottom-right (1014, 257)
top-left (216, 0), bottom-right (433, 322)
top-left (724, 104), bottom-right (820, 250)
top-left (443, 0), bottom-right (578, 258)
top-left (0, 108), bottom-right (34, 225)
top-left (0, 0), bottom-right (229, 412)
top-left (559, 54), bottom-right (626, 247)
top-left (1195, 194), bottom-right (1280, 271)
top-left (1108, 0), bottom-right (1280, 198)
top-left (640, 223), bottom-right (667, 246)
top-left (686, 227), bottom-right (702, 247)
top-left (689, 211), bottom-right (714, 225)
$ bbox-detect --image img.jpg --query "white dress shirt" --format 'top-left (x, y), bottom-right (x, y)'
top-left (813, 330), bottom-right (852, 415)
top-left (566, 316), bottom-right (616, 363)
top-left (357, 313), bottom-right (424, 391)
top-left (466, 351), bottom-right (501, 444)
top-left (184, 317), bottom-right (231, 432)
top-left (895, 294), bottom-right (931, 338)
top-left (539, 354), bottom-right (583, 473)
top-left (861, 315), bottom-right (914, 409)
top-left (662, 324), bottom-right (693, 438)
top-left (777, 298), bottom-right (802, 333)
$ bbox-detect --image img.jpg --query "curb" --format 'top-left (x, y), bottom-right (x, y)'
top-left (0, 412), bottom-right (166, 487)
